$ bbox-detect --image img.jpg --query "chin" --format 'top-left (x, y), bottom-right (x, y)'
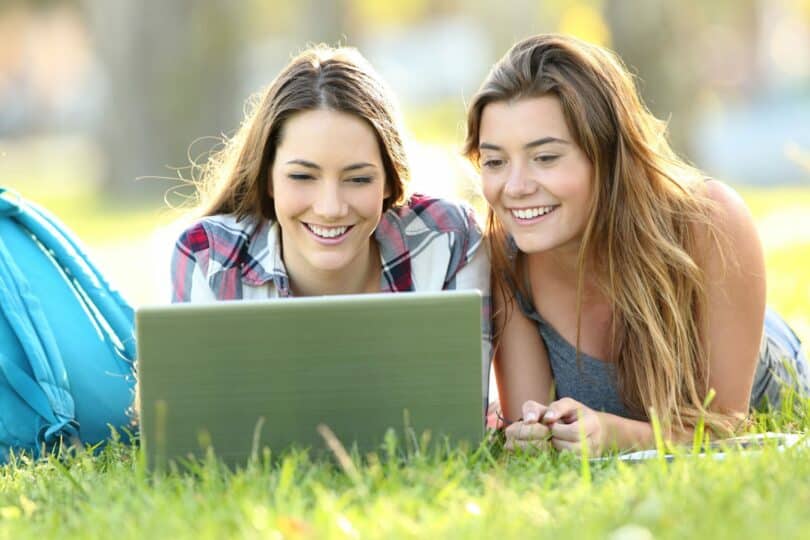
top-left (306, 254), bottom-right (354, 273)
top-left (510, 234), bottom-right (560, 255)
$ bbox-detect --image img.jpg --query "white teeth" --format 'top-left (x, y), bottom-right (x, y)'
top-left (511, 206), bottom-right (556, 220)
top-left (307, 224), bottom-right (349, 238)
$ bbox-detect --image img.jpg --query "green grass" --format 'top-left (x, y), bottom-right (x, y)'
top-left (1, 185), bottom-right (809, 538)
top-left (2, 413), bottom-right (810, 539)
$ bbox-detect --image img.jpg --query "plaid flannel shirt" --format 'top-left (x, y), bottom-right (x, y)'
top-left (170, 194), bottom-right (492, 400)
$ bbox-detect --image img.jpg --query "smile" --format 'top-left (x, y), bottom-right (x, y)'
top-left (304, 223), bottom-right (353, 240)
top-left (510, 205), bottom-right (558, 221)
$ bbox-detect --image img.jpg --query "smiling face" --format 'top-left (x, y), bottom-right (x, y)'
top-left (269, 108), bottom-right (390, 287)
top-left (478, 95), bottom-right (594, 256)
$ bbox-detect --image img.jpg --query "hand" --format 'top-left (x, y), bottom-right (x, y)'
top-left (486, 400), bottom-right (505, 430)
top-left (504, 400), bottom-right (552, 452)
top-left (542, 397), bottom-right (605, 455)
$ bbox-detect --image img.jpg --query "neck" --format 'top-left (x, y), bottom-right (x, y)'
top-left (285, 243), bottom-right (381, 297)
top-left (532, 241), bottom-right (581, 283)
top-left (530, 240), bottom-right (604, 299)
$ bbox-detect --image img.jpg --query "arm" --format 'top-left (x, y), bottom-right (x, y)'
top-left (170, 224), bottom-right (217, 303)
top-left (492, 280), bottom-right (555, 423)
top-left (442, 205), bottom-right (493, 406)
top-left (701, 180), bottom-right (766, 415)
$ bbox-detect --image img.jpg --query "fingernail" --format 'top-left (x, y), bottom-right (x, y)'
top-left (544, 411), bottom-right (557, 421)
top-left (525, 412), bottom-right (537, 422)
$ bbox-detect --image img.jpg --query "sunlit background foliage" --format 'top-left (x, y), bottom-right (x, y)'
top-left (0, 0), bottom-right (808, 342)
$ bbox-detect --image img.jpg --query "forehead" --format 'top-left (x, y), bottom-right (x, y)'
top-left (276, 108), bottom-right (382, 163)
top-left (479, 95), bottom-right (571, 146)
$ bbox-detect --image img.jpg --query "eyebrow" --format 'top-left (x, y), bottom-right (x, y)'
top-left (478, 137), bottom-right (569, 152)
top-left (285, 159), bottom-right (377, 172)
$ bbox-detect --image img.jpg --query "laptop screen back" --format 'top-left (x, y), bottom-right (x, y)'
top-left (136, 290), bottom-right (484, 467)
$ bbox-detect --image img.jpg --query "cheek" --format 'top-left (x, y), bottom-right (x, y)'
top-left (271, 183), bottom-right (305, 218)
top-left (576, 158), bottom-right (595, 195)
top-left (554, 162), bottom-right (593, 204)
top-left (480, 173), bottom-right (501, 205)
top-left (354, 185), bottom-right (388, 218)
top-left (575, 171), bottom-right (595, 209)
top-left (568, 176), bottom-right (595, 227)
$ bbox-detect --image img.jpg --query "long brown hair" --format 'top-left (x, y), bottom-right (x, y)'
top-left (464, 34), bottom-right (731, 432)
top-left (193, 45), bottom-right (409, 220)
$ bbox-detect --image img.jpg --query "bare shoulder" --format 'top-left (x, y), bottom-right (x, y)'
top-left (700, 179), bottom-right (764, 282)
top-left (699, 180), bottom-right (761, 254)
top-left (703, 180), bottom-right (756, 235)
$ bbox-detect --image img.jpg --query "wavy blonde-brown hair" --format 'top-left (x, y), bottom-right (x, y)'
top-left (192, 45), bottom-right (409, 220)
top-left (464, 34), bottom-right (732, 433)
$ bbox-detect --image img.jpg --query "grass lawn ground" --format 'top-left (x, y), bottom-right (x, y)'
top-left (0, 185), bottom-right (809, 539)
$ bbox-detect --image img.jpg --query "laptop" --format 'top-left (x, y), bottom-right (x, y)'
top-left (135, 290), bottom-right (484, 468)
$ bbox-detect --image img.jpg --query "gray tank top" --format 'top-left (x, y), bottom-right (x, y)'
top-left (511, 286), bottom-right (809, 418)
top-left (511, 286), bottom-right (636, 418)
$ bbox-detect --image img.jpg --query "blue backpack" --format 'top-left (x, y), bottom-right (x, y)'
top-left (0, 188), bottom-right (136, 462)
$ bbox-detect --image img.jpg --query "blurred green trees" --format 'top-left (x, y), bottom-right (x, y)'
top-left (1, 0), bottom-right (807, 199)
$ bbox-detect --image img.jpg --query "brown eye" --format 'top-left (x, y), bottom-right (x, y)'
top-left (346, 176), bottom-right (373, 184)
top-left (482, 158), bottom-right (505, 169)
top-left (534, 154), bottom-right (559, 164)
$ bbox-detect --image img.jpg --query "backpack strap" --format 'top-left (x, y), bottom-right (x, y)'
top-left (2, 188), bottom-right (135, 362)
top-left (0, 201), bottom-right (79, 449)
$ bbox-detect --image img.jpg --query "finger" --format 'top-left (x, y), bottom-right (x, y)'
top-left (509, 438), bottom-right (552, 453)
top-left (550, 420), bottom-right (583, 442)
top-left (512, 422), bottom-right (550, 441)
top-left (505, 421), bottom-right (549, 442)
top-left (521, 400), bottom-right (548, 423)
top-left (543, 397), bottom-right (581, 424)
top-left (486, 401), bottom-right (501, 429)
top-left (504, 421), bottom-right (528, 442)
top-left (551, 437), bottom-right (582, 453)
top-left (504, 422), bottom-right (522, 440)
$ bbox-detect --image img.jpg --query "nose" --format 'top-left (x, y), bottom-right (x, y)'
top-left (503, 162), bottom-right (538, 198)
top-left (312, 180), bottom-right (349, 220)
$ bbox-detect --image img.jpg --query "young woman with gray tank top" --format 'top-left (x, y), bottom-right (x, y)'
top-left (465, 34), bottom-right (809, 455)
